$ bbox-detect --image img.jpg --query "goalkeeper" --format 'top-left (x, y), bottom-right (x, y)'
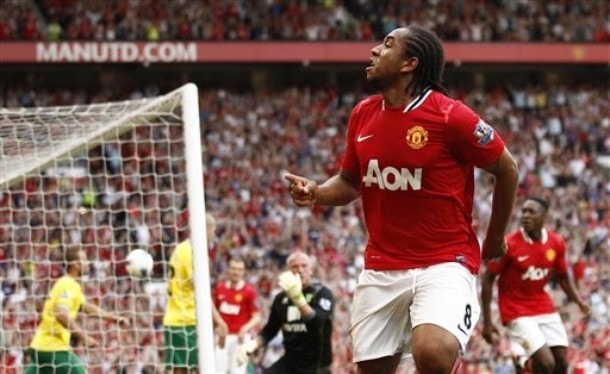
top-left (238, 251), bottom-right (334, 374)
top-left (26, 248), bottom-right (130, 374)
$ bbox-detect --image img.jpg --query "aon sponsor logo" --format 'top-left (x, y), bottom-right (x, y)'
top-left (521, 266), bottom-right (549, 281)
top-left (218, 301), bottom-right (241, 315)
top-left (362, 159), bottom-right (422, 191)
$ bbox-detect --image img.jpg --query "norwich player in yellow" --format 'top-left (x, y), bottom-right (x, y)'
top-left (26, 247), bottom-right (130, 374)
top-left (164, 213), bottom-right (228, 373)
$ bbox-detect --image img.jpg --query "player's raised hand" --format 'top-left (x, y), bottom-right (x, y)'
top-left (284, 173), bottom-right (318, 207)
top-left (278, 271), bottom-right (307, 307)
top-left (279, 271), bottom-right (302, 298)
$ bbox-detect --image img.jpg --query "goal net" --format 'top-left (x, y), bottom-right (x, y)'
top-left (0, 83), bottom-right (216, 373)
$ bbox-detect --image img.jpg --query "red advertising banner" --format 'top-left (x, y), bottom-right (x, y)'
top-left (0, 42), bottom-right (608, 64)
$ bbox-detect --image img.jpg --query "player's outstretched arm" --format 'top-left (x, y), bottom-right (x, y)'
top-left (481, 148), bottom-right (519, 261)
top-left (55, 305), bottom-right (98, 348)
top-left (81, 302), bottom-right (130, 328)
top-left (285, 170), bottom-right (360, 208)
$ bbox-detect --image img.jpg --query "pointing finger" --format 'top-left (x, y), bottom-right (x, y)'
top-left (284, 173), bottom-right (301, 184)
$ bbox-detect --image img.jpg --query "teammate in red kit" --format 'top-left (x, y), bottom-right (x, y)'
top-left (481, 197), bottom-right (591, 374)
top-left (213, 257), bottom-right (261, 374)
top-left (285, 26), bottom-right (519, 373)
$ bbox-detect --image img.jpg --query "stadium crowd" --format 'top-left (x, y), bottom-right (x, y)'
top-left (1, 0), bottom-right (609, 42)
top-left (0, 77), bottom-right (609, 373)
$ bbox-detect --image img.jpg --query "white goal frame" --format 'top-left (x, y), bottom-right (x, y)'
top-left (0, 83), bottom-right (216, 373)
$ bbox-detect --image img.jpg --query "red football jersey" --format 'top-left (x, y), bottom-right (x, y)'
top-left (341, 89), bottom-right (505, 273)
top-left (486, 228), bottom-right (569, 323)
top-left (213, 281), bottom-right (259, 334)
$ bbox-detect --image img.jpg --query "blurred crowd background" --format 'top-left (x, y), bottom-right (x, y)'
top-left (1, 0), bottom-right (609, 373)
top-left (1, 0), bottom-right (609, 42)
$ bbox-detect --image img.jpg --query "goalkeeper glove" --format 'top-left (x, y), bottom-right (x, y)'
top-left (278, 271), bottom-right (307, 307)
top-left (237, 338), bottom-right (259, 365)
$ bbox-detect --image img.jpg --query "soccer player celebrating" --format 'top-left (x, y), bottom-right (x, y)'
top-left (163, 213), bottom-right (228, 373)
top-left (213, 257), bottom-right (261, 374)
top-left (481, 197), bottom-right (591, 373)
top-left (238, 251), bottom-right (334, 373)
top-left (26, 247), bottom-right (130, 374)
top-left (285, 26), bottom-right (519, 373)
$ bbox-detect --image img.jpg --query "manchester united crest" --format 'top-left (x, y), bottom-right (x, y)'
top-left (406, 125), bottom-right (428, 149)
top-left (235, 293), bottom-right (243, 302)
top-left (546, 249), bottom-right (556, 262)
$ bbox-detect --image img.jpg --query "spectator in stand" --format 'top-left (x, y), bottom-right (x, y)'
top-left (214, 257), bottom-right (262, 374)
top-left (21, 0), bottom-right (610, 42)
top-left (25, 247), bottom-right (130, 374)
top-left (238, 251), bottom-right (334, 373)
top-left (163, 213), bottom-right (228, 373)
top-left (481, 197), bottom-right (591, 373)
top-left (285, 26), bottom-right (519, 373)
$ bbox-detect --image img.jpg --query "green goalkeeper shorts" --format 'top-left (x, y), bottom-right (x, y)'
top-left (164, 325), bottom-right (198, 369)
top-left (25, 349), bottom-right (86, 374)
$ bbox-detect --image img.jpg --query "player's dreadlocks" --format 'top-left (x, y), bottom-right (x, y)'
top-left (403, 26), bottom-right (448, 96)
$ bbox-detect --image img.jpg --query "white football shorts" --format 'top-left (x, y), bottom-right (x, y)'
top-left (507, 313), bottom-right (569, 359)
top-left (349, 262), bottom-right (480, 363)
top-left (215, 333), bottom-right (249, 374)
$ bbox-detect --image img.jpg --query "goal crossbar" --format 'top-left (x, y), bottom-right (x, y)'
top-left (0, 89), bottom-right (182, 190)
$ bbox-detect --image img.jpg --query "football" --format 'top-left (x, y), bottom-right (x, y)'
top-left (125, 249), bottom-right (154, 279)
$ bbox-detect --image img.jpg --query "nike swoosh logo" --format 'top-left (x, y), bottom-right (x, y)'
top-left (517, 256), bottom-right (529, 262)
top-left (357, 134), bottom-right (374, 142)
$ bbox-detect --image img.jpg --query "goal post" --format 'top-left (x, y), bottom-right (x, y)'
top-left (0, 83), bottom-right (216, 372)
top-left (182, 83), bottom-right (216, 373)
